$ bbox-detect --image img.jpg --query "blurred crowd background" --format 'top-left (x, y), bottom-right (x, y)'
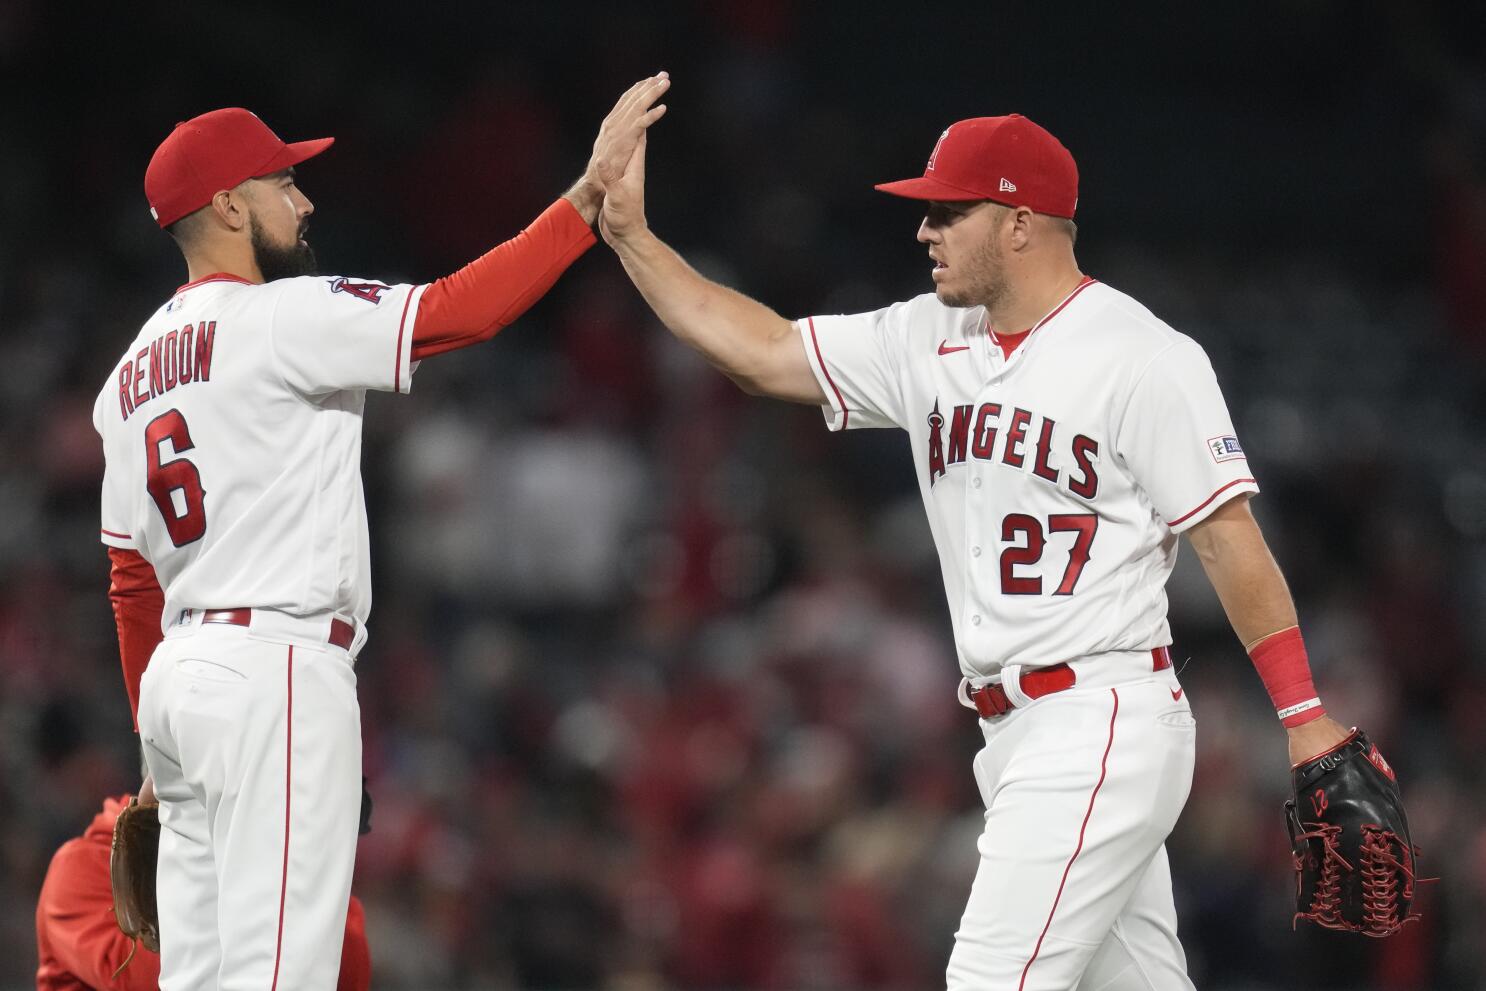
top-left (2, 2), bottom-right (1483, 989)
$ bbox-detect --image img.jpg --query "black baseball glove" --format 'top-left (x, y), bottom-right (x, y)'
top-left (1286, 728), bottom-right (1421, 936)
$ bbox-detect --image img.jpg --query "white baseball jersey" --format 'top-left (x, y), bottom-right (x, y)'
top-left (799, 278), bottom-right (1257, 679)
top-left (94, 272), bottom-right (424, 631)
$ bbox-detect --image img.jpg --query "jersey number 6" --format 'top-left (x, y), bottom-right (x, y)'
top-left (1000, 513), bottom-right (1097, 595)
top-left (144, 409), bottom-right (207, 546)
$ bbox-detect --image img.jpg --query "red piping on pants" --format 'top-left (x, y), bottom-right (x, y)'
top-left (1018, 688), bottom-right (1119, 990)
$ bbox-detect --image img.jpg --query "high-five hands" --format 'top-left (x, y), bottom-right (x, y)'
top-left (595, 74), bottom-right (671, 244)
top-left (565, 72), bottom-right (670, 225)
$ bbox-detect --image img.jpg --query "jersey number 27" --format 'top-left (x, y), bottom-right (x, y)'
top-left (1000, 513), bottom-right (1097, 595)
top-left (144, 409), bottom-right (207, 546)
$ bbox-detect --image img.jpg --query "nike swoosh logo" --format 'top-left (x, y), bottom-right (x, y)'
top-left (938, 340), bottom-right (971, 355)
top-left (1170, 687), bottom-right (1184, 701)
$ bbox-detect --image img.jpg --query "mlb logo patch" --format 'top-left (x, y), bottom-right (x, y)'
top-left (1207, 435), bottom-right (1245, 463)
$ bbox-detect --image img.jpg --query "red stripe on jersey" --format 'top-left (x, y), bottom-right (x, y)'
top-left (1169, 477), bottom-right (1257, 527)
top-left (1018, 688), bottom-right (1119, 990)
top-left (175, 273), bottom-right (254, 293)
top-left (101, 528), bottom-right (131, 540)
top-left (806, 317), bottom-right (849, 431)
top-left (1030, 276), bottom-right (1097, 333)
top-left (394, 287), bottom-right (416, 393)
top-left (988, 277), bottom-right (1097, 357)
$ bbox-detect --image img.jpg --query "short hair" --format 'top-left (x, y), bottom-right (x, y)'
top-left (165, 206), bottom-right (209, 246)
top-left (992, 202), bottom-right (1078, 246)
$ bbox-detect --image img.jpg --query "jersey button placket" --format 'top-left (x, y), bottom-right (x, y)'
top-left (963, 370), bottom-right (1000, 654)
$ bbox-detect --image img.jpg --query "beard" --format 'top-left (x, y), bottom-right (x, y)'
top-left (250, 215), bottom-right (318, 281)
top-left (937, 231), bottom-right (1010, 310)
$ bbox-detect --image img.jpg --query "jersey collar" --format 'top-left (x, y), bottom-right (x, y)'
top-left (1027, 275), bottom-right (1097, 336)
top-left (175, 272), bottom-right (255, 294)
top-left (985, 275), bottom-right (1098, 353)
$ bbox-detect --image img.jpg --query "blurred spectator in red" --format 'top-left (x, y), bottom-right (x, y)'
top-left (36, 794), bottom-right (372, 991)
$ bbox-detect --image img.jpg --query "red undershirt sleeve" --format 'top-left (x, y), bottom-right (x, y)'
top-left (107, 548), bottom-right (164, 730)
top-left (410, 197), bottom-right (597, 360)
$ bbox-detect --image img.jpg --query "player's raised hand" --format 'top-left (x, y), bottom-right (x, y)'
top-left (598, 129), bottom-right (650, 245)
top-left (564, 73), bottom-right (669, 225)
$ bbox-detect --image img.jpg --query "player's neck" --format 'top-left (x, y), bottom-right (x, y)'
top-left (184, 244), bottom-right (265, 286)
top-left (984, 265), bottom-right (1087, 335)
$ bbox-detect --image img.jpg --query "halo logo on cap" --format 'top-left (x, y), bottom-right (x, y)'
top-left (926, 128), bottom-right (950, 171)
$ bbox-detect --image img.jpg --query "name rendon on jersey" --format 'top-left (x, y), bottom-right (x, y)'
top-left (117, 321), bottom-right (216, 421)
top-left (925, 398), bottom-right (1099, 498)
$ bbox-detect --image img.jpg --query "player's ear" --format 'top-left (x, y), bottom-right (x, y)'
top-left (209, 187), bottom-right (250, 234)
top-left (1008, 206), bottom-right (1036, 250)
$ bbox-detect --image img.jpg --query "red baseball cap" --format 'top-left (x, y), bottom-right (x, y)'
top-left (144, 108), bottom-right (334, 228)
top-left (874, 115), bottom-right (1079, 218)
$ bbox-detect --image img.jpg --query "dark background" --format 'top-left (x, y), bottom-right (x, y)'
top-left (1, 2), bottom-right (1483, 988)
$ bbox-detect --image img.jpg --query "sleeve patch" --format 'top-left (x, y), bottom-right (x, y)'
top-left (328, 277), bottom-right (392, 305)
top-left (1207, 434), bottom-right (1245, 463)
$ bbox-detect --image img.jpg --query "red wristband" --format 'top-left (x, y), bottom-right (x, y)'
top-left (1248, 627), bottom-right (1325, 727)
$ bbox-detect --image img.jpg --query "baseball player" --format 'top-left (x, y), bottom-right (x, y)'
top-left (94, 75), bottom-right (669, 989)
top-left (597, 112), bottom-right (1353, 988)
top-left (35, 793), bottom-right (371, 991)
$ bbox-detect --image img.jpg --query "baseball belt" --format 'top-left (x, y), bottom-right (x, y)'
top-left (967, 646), bottom-right (1173, 719)
top-left (197, 608), bottom-right (355, 651)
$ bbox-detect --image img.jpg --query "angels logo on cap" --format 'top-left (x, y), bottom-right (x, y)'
top-left (926, 128), bottom-right (951, 171)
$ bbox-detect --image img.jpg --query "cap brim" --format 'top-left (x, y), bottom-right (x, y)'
top-left (252, 136), bottom-right (335, 178)
top-left (873, 175), bottom-right (990, 201)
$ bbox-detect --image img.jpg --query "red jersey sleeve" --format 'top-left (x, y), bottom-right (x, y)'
top-left (107, 547), bottom-right (165, 729)
top-left (410, 197), bottom-right (596, 360)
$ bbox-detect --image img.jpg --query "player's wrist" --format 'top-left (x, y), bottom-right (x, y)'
top-left (1285, 716), bottom-right (1353, 766)
top-left (1247, 626), bottom-right (1327, 728)
top-left (562, 173), bottom-right (604, 228)
top-left (600, 213), bottom-right (652, 247)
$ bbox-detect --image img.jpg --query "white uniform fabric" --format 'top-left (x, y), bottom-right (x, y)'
top-left (800, 278), bottom-right (1253, 990)
top-left (801, 279), bottom-right (1257, 681)
top-left (94, 272), bottom-right (422, 990)
top-left (139, 623), bottom-right (361, 991)
top-left (95, 273), bottom-right (423, 630)
top-left (953, 654), bottom-right (1196, 991)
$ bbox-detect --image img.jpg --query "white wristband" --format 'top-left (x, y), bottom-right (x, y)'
top-left (1277, 697), bottom-right (1322, 721)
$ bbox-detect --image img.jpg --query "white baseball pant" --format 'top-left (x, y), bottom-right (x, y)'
top-left (138, 614), bottom-right (363, 990)
top-left (947, 650), bottom-right (1198, 991)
